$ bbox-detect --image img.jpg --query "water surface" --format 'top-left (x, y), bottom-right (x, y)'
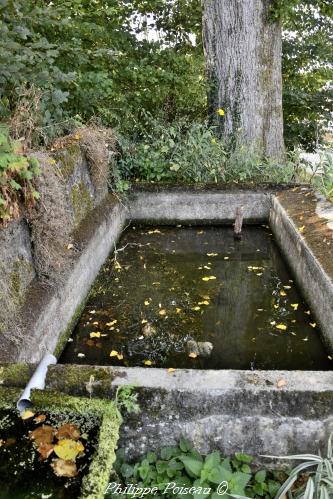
top-left (60, 225), bottom-right (331, 370)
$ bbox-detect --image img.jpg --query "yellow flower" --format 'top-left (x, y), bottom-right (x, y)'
top-left (217, 108), bottom-right (225, 116)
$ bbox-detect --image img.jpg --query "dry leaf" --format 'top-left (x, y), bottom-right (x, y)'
top-left (67, 244), bottom-right (74, 250)
top-left (106, 320), bottom-right (117, 327)
top-left (159, 309), bottom-right (167, 316)
top-left (21, 410), bottom-right (35, 420)
top-left (202, 276), bottom-right (216, 281)
top-left (168, 368), bottom-right (176, 373)
top-left (192, 306), bottom-right (201, 311)
top-left (207, 253), bottom-right (218, 257)
top-left (176, 308), bottom-right (181, 314)
top-left (144, 360), bottom-right (153, 366)
top-left (51, 459), bottom-right (78, 477)
top-left (34, 414), bottom-right (47, 424)
top-left (291, 304), bottom-right (299, 310)
top-left (37, 443), bottom-right (54, 460)
top-left (298, 226), bottom-right (305, 233)
top-left (92, 321), bottom-right (99, 326)
top-left (56, 424), bottom-right (80, 441)
top-left (277, 379), bottom-right (288, 389)
top-left (188, 352), bottom-right (198, 359)
top-left (280, 290), bottom-right (287, 297)
top-left (30, 425), bottom-right (55, 446)
top-left (90, 332), bottom-right (101, 338)
top-left (310, 322), bottom-right (317, 328)
top-left (276, 324), bottom-right (287, 331)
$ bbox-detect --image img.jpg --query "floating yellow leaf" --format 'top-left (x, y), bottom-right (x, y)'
top-left (147, 229), bottom-right (161, 235)
top-left (21, 410), bottom-right (35, 420)
top-left (198, 301), bottom-right (210, 306)
top-left (280, 290), bottom-right (287, 297)
top-left (117, 353), bottom-right (124, 360)
top-left (202, 276), bottom-right (216, 281)
top-left (92, 321), bottom-right (99, 325)
top-left (106, 320), bottom-right (117, 327)
top-left (188, 352), bottom-right (198, 359)
top-left (192, 306), bottom-right (201, 311)
top-left (291, 303), bottom-right (299, 310)
top-left (110, 350), bottom-right (119, 357)
top-left (305, 310), bottom-right (311, 315)
top-left (90, 332), bottom-right (101, 338)
top-left (310, 322), bottom-right (317, 328)
top-left (144, 360), bottom-right (153, 366)
top-left (274, 304), bottom-right (279, 309)
top-left (207, 253), bottom-right (218, 257)
top-left (159, 309), bottom-right (167, 316)
top-left (54, 439), bottom-right (84, 461)
top-left (276, 324), bottom-right (287, 331)
top-left (223, 256), bottom-right (229, 260)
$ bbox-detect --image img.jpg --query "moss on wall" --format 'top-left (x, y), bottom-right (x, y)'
top-left (71, 181), bottom-right (93, 228)
top-left (0, 363), bottom-right (35, 387)
top-left (53, 143), bottom-right (82, 180)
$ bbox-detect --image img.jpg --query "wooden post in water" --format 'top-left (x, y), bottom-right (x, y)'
top-left (234, 207), bottom-right (244, 240)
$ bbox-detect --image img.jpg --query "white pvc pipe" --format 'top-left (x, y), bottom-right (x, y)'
top-left (17, 353), bottom-right (57, 413)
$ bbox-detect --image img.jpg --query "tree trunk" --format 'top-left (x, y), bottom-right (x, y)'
top-left (202, 0), bottom-right (285, 159)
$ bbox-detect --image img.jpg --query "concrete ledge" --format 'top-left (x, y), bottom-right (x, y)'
top-left (270, 196), bottom-right (333, 352)
top-left (129, 190), bottom-right (272, 224)
top-left (44, 365), bottom-right (333, 460)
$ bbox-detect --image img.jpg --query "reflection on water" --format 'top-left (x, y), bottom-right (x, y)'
top-left (60, 225), bottom-right (332, 370)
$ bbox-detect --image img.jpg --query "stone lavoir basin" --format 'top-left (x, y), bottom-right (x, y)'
top-left (59, 224), bottom-right (331, 371)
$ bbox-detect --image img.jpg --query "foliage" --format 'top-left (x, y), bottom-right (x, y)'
top-left (115, 385), bottom-right (140, 422)
top-left (312, 151), bottom-right (333, 201)
top-left (280, 1), bottom-right (333, 151)
top-left (0, 124), bottom-right (40, 225)
top-left (0, 0), bottom-right (205, 145)
top-left (117, 118), bottom-right (296, 184)
top-left (263, 432), bottom-right (333, 499)
top-left (111, 439), bottom-right (282, 499)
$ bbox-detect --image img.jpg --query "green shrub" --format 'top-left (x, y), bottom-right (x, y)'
top-left (313, 151), bottom-right (333, 202)
top-left (117, 118), bottom-right (297, 185)
top-left (110, 439), bottom-right (283, 499)
top-left (0, 124), bottom-right (40, 225)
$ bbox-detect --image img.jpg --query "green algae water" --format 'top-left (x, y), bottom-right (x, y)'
top-left (60, 225), bottom-right (331, 370)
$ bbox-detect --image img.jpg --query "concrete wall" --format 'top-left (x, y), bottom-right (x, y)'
top-left (270, 196), bottom-right (333, 352)
top-left (129, 188), bottom-right (272, 224)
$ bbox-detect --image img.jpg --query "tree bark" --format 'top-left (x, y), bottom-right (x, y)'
top-left (202, 0), bottom-right (285, 159)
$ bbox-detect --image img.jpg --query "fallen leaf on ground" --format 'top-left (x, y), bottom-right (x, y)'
top-left (223, 256), bottom-right (229, 260)
top-left (30, 425), bottom-right (55, 446)
top-left (291, 303), bottom-right (299, 310)
top-left (176, 308), bottom-right (181, 314)
top-left (67, 244), bottom-right (74, 250)
top-left (277, 379), bottom-right (288, 389)
top-left (159, 309), bottom-right (167, 316)
top-left (198, 301), bottom-right (209, 306)
top-left (280, 290), bottom-right (287, 297)
top-left (147, 229), bottom-right (161, 234)
top-left (188, 352), bottom-right (198, 359)
top-left (51, 459), bottom-right (78, 477)
top-left (77, 353), bottom-right (85, 358)
top-left (110, 350), bottom-right (123, 360)
top-left (167, 368), bottom-right (176, 373)
top-left (207, 253), bottom-right (218, 257)
top-left (202, 276), bottom-right (216, 281)
top-left (310, 322), bottom-right (317, 328)
top-left (144, 299), bottom-right (151, 306)
top-left (54, 439), bottom-right (84, 461)
top-left (56, 424), bottom-right (80, 441)
top-left (305, 310), bottom-right (311, 315)
top-left (298, 225), bottom-right (305, 233)
top-left (144, 360), bottom-right (153, 366)
top-left (92, 321), bottom-right (99, 326)
top-left (192, 306), bottom-right (201, 311)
